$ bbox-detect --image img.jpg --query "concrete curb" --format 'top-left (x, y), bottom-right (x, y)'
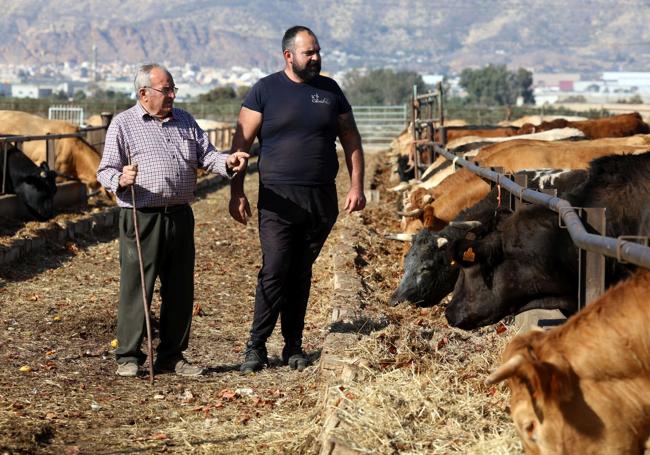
top-left (318, 158), bottom-right (382, 455)
top-left (318, 215), bottom-right (367, 455)
top-left (0, 173), bottom-right (229, 266)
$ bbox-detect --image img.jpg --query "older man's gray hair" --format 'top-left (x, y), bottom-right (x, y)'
top-left (134, 64), bottom-right (172, 98)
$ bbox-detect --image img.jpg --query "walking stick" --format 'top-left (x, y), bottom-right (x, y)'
top-left (127, 154), bottom-right (155, 385)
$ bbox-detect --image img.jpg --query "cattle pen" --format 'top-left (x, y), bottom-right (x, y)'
top-left (410, 85), bottom-right (650, 311)
top-left (0, 103), bottom-right (529, 453)
top-left (6, 99), bottom-right (650, 454)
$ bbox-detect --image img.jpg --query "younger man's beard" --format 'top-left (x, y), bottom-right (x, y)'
top-left (293, 61), bottom-right (321, 82)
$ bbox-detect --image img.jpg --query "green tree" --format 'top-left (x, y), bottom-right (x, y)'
top-left (459, 64), bottom-right (535, 106)
top-left (198, 86), bottom-right (237, 102)
top-left (51, 89), bottom-right (68, 101)
top-left (343, 69), bottom-right (428, 105)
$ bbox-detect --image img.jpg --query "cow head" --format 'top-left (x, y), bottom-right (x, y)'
top-left (487, 331), bottom-right (605, 454)
top-left (56, 137), bottom-right (102, 191)
top-left (445, 206), bottom-right (578, 329)
top-left (389, 221), bottom-right (483, 307)
top-left (15, 162), bottom-right (57, 221)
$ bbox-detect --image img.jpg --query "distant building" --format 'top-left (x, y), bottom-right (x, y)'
top-left (533, 73), bottom-right (581, 89)
top-left (11, 83), bottom-right (52, 98)
top-left (559, 80), bottom-right (574, 92)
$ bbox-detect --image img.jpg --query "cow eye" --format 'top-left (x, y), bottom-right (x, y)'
top-left (40, 171), bottom-right (47, 178)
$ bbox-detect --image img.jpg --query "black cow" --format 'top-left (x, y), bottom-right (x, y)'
top-left (0, 147), bottom-right (57, 220)
top-left (446, 153), bottom-right (650, 329)
top-left (390, 168), bottom-right (587, 307)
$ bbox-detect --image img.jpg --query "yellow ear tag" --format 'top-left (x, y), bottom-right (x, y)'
top-left (462, 247), bottom-right (475, 262)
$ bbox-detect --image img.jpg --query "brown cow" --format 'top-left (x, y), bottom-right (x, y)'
top-left (518, 112), bottom-right (650, 139)
top-left (0, 110), bottom-right (102, 191)
top-left (400, 135), bottom-right (650, 229)
top-left (487, 268), bottom-right (650, 454)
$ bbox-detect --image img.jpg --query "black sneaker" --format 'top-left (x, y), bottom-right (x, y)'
top-left (240, 342), bottom-right (268, 374)
top-left (282, 345), bottom-right (309, 371)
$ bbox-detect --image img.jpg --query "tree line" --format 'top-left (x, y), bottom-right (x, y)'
top-left (47, 65), bottom-right (534, 109)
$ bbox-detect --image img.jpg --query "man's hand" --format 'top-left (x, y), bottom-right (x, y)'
top-left (226, 151), bottom-right (250, 173)
top-left (119, 164), bottom-right (138, 188)
top-left (229, 193), bottom-right (252, 224)
top-left (344, 187), bottom-right (366, 214)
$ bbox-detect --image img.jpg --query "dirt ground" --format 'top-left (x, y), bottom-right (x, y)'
top-left (0, 150), bottom-right (519, 454)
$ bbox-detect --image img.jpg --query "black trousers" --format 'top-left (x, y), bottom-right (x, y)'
top-left (249, 183), bottom-right (338, 348)
top-left (115, 204), bottom-right (195, 365)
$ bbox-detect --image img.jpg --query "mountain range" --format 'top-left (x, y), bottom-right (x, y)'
top-left (2, 0), bottom-right (650, 73)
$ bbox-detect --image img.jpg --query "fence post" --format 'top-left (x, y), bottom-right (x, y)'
top-left (1, 141), bottom-right (7, 195)
top-left (412, 85), bottom-right (421, 180)
top-left (46, 134), bottom-right (56, 171)
top-left (100, 112), bottom-right (113, 127)
top-left (578, 207), bottom-right (606, 309)
top-left (438, 82), bottom-right (446, 146)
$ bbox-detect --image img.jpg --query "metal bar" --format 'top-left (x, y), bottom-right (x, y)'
top-left (0, 132), bottom-right (84, 143)
top-left (432, 143), bottom-right (650, 270)
top-left (414, 91), bottom-right (441, 101)
top-left (578, 207), bottom-right (606, 308)
top-left (79, 126), bottom-right (107, 133)
top-left (46, 135), bottom-right (56, 171)
top-left (412, 85), bottom-right (421, 179)
top-left (1, 141), bottom-right (7, 195)
top-left (438, 83), bottom-right (446, 146)
top-left (510, 174), bottom-right (528, 211)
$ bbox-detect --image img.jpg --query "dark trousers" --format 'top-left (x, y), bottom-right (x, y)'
top-left (249, 184), bottom-right (338, 348)
top-left (115, 205), bottom-right (195, 365)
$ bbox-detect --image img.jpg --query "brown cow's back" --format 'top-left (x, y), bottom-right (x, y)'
top-left (427, 138), bottom-right (650, 226)
top-left (518, 112), bottom-right (650, 139)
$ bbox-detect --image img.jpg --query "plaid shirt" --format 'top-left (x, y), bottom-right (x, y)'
top-left (97, 102), bottom-right (230, 208)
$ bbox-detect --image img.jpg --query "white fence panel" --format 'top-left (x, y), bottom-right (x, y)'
top-left (48, 105), bottom-right (85, 126)
top-left (352, 105), bottom-right (408, 147)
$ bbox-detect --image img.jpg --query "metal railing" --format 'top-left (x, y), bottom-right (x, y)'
top-left (0, 117), bottom-right (233, 196)
top-left (48, 105), bottom-right (85, 126)
top-left (352, 105), bottom-right (408, 146)
top-left (429, 143), bottom-right (650, 306)
top-left (411, 84), bottom-right (444, 178)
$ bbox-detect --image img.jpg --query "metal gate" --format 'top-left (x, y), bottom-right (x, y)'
top-left (48, 105), bottom-right (85, 126)
top-left (351, 105), bottom-right (408, 148)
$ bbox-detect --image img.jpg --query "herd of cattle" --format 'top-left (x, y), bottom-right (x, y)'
top-left (388, 112), bottom-right (650, 452)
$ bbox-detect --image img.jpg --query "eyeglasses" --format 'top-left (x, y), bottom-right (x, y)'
top-left (143, 86), bottom-right (178, 96)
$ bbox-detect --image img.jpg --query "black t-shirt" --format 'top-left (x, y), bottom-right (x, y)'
top-left (242, 71), bottom-right (352, 185)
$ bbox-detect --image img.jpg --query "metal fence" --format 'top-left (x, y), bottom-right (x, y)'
top-left (410, 85), bottom-right (650, 308)
top-left (352, 105), bottom-right (408, 147)
top-left (48, 105), bottom-right (85, 126)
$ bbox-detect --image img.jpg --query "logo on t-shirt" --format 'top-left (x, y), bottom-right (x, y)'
top-left (311, 94), bottom-right (331, 105)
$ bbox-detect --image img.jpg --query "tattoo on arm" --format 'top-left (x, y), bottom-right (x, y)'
top-left (337, 112), bottom-right (359, 137)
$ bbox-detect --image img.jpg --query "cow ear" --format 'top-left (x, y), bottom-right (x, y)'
top-left (535, 357), bottom-right (576, 404)
top-left (449, 238), bottom-right (475, 267)
top-left (450, 235), bottom-right (502, 268)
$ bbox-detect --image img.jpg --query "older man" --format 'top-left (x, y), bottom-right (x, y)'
top-left (97, 63), bottom-right (248, 377)
top-left (230, 26), bottom-right (365, 373)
